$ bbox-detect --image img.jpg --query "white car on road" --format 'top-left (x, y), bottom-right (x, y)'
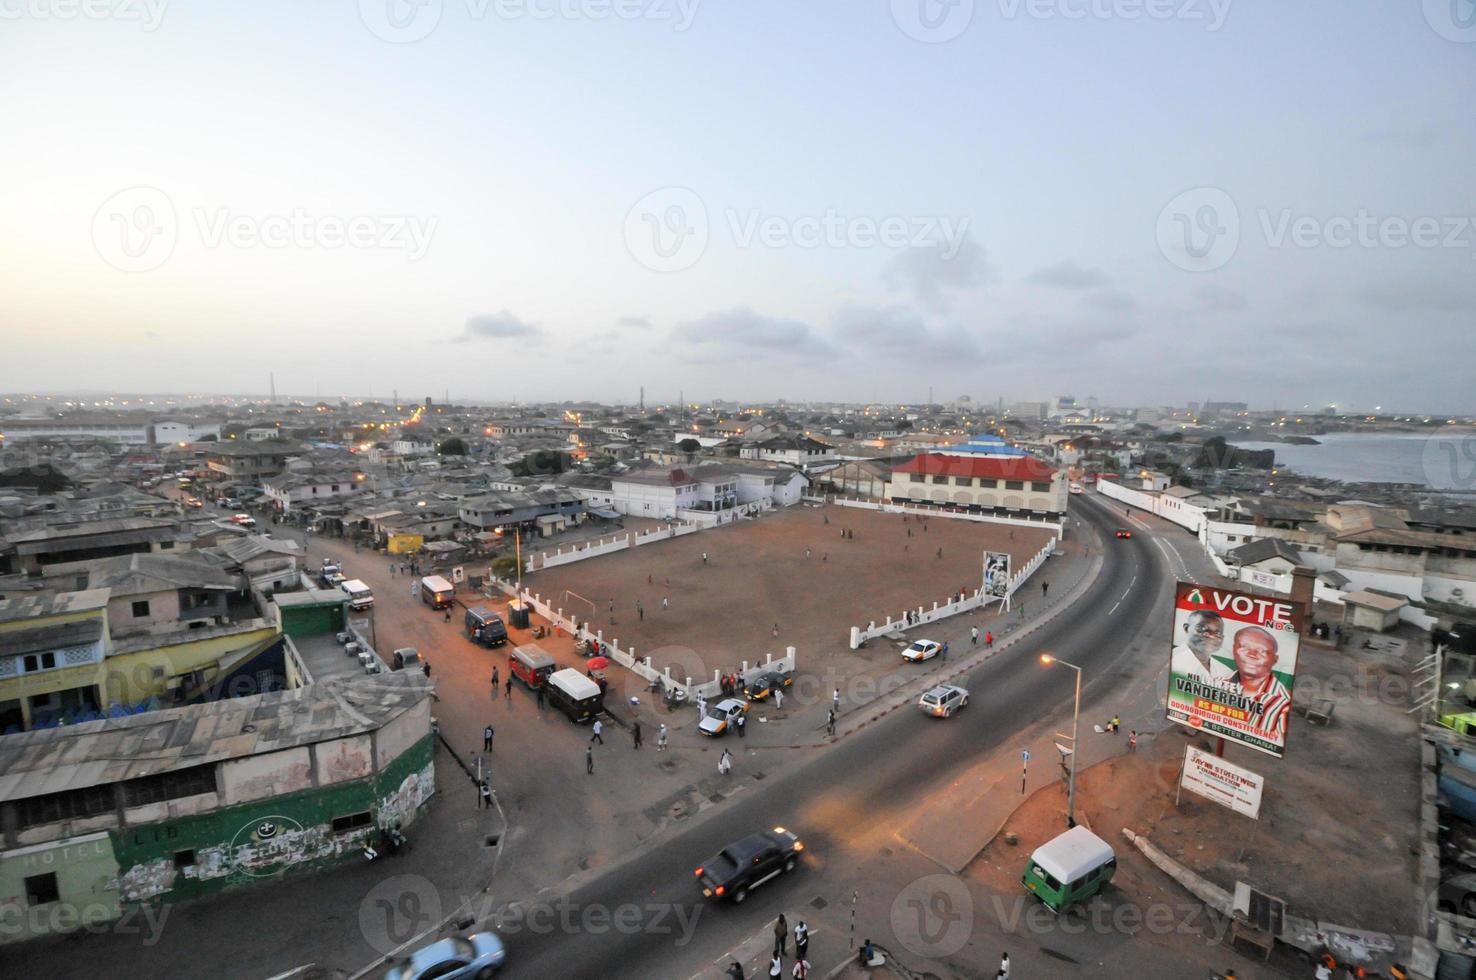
top-left (902, 639), bottom-right (942, 663)
top-left (698, 698), bottom-right (749, 737)
top-left (919, 685), bottom-right (969, 718)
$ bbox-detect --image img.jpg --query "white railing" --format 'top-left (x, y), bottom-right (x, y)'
top-left (827, 495), bottom-right (1063, 537)
top-left (527, 520), bottom-right (704, 572)
top-left (848, 538), bottom-right (1056, 648)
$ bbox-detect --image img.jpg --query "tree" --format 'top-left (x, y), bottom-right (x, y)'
top-left (490, 555), bottom-right (520, 579)
top-left (438, 437), bottom-right (467, 456)
top-left (677, 438), bottom-right (701, 453)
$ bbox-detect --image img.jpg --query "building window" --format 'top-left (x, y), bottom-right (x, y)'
top-left (909, 474), bottom-right (924, 483)
top-left (132, 600), bottom-right (151, 618)
top-left (330, 485), bottom-right (339, 493)
top-left (159, 540), bottom-right (175, 550)
top-left (953, 476), bottom-right (972, 487)
top-left (931, 475), bottom-right (948, 484)
top-left (25, 873), bottom-right (59, 907)
top-left (121, 764), bottom-right (218, 807)
top-left (173, 849), bottom-right (197, 869)
top-left (1005, 480), bottom-right (1025, 491)
top-left (331, 811), bottom-right (373, 834)
top-left (17, 783), bottom-right (114, 829)
top-left (20, 652), bottom-right (57, 674)
top-left (1030, 482), bottom-right (1050, 493)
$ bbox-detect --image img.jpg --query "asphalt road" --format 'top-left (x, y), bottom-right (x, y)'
top-left (493, 494), bottom-right (1162, 978)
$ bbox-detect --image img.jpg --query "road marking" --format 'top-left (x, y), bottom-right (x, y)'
top-left (1108, 600), bottom-right (1121, 616)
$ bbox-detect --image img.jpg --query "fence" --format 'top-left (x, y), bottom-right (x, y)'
top-left (848, 537), bottom-right (1056, 649)
top-left (485, 577), bottom-right (796, 702)
top-left (526, 520), bottom-right (703, 572)
top-left (826, 495), bottom-right (1064, 537)
top-left (1095, 478), bottom-right (1210, 534)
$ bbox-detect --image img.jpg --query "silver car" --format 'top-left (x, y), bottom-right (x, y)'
top-left (919, 684), bottom-right (969, 718)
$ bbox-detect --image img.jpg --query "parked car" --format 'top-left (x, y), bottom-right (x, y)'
top-left (698, 698), bottom-right (748, 736)
top-left (742, 669), bottom-right (793, 701)
top-left (1115, 528), bottom-right (1132, 539)
top-left (902, 639), bottom-right (942, 663)
top-left (230, 513), bottom-right (256, 528)
top-left (695, 827), bottom-right (805, 904)
top-left (383, 932), bottom-right (506, 979)
top-left (184, 496), bottom-right (204, 509)
top-left (919, 684), bottom-right (969, 718)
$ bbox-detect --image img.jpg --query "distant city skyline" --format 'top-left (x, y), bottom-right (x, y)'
top-left (3, 3), bottom-right (1472, 411)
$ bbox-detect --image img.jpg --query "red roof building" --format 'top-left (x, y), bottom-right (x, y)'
top-left (893, 454), bottom-right (1058, 482)
top-left (888, 453), bottom-right (1067, 517)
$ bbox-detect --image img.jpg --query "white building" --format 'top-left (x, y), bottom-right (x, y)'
top-left (262, 471), bottom-right (367, 514)
top-left (739, 435), bottom-right (835, 469)
top-left (608, 468), bottom-right (700, 518)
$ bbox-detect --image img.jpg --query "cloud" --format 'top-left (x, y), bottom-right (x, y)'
top-left (1084, 289), bottom-right (1136, 313)
top-left (830, 305), bottom-right (982, 362)
top-left (1025, 260), bottom-right (1108, 290)
top-left (1196, 284), bottom-right (1248, 312)
top-left (1353, 278), bottom-right (1476, 313)
top-left (617, 315), bottom-right (652, 329)
top-left (884, 233), bottom-right (993, 310)
top-left (460, 310), bottom-right (541, 341)
top-left (671, 307), bottom-right (833, 359)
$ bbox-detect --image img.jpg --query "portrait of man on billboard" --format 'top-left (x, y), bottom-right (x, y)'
top-left (1225, 626), bottom-right (1293, 743)
top-left (1170, 609), bottom-right (1233, 685)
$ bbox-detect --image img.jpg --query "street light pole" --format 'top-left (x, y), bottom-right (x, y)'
top-left (1041, 653), bottom-right (1083, 829)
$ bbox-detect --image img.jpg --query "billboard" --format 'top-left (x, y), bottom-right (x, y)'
top-left (1180, 745), bottom-right (1264, 818)
top-left (984, 552), bottom-right (1011, 597)
top-left (1166, 582), bottom-right (1302, 758)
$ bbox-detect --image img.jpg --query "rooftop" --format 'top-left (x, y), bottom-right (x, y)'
top-left (0, 672), bottom-right (430, 802)
top-left (894, 453), bottom-right (1057, 482)
top-left (0, 588), bottom-right (110, 625)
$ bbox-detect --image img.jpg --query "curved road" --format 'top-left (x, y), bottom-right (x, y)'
top-left (494, 495), bottom-right (1164, 977)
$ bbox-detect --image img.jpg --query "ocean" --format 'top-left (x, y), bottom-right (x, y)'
top-left (1231, 431), bottom-right (1476, 490)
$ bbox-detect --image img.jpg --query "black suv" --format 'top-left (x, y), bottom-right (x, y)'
top-left (695, 827), bottom-right (804, 903)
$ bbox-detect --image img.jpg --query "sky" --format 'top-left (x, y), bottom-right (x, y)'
top-left (1, 0), bottom-right (1473, 411)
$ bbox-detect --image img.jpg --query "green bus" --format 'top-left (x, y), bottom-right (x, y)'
top-left (1022, 826), bottom-right (1116, 912)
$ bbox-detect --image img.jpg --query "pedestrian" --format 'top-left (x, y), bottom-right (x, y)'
top-left (826, 708), bottom-right (836, 737)
top-left (774, 688), bottom-right (784, 710)
top-left (841, 528), bottom-right (846, 539)
top-left (719, 748), bottom-right (732, 775)
top-left (936, 546), bottom-right (943, 559)
top-left (536, 684), bottom-right (545, 709)
top-left (702, 552), bottom-right (708, 565)
top-left (389, 563), bottom-right (395, 577)
top-left (768, 954), bottom-right (782, 979)
top-left (479, 780), bottom-right (492, 809)
top-left (823, 514), bottom-right (829, 524)
top-left (423, 661), bottom-right (431, 678)
top-left (794, 920), bottom-right (809, 960)
top-left (444, 608), bottom-right (451, 623)
top-left (697, 694), bottom-right (707, 719)
top-left (483, 724), bottom-right (494, 752)
top-left (774, 913), bottom-right (788, 956)
top-left (736, 713), bottom-right (746, 738)
top-left (505, 676), bottom-right (512, 700)
top-left (1000, 951), bottom-right (1010, 979)
top-left (648, 574), bottom-right (653, 585)
top-left (491, 666), bottom-right (499, 689)
top-left (772, 623), bottom-right (779, 638)
top-left (662, 596), bottom-right (669, 609)
top-left (590, 719), bottom-right (604, 744)
top-left (1128, 730), bottom-right (1138, 752)
top-left (638, 602), bottom-right (644, 622)
top-left (858, 939), bottom-right (875, 966)
top-left (586, 745), bottom-right (594, 774)
top-left (805, 548), bottom-right (811, 559)
top-left (1110, 714), bottom-right (1120, 734)
top-left (657, 723), bottom-right (668, 751)
top-left (791, 959), bottom-right (810, 979)
top-left (1042, 581), bottom-right (1050, 597)
top-left (833, 688), bottom-right (840, 712)
top-left (822, 553), bottom-right (827, 562)
top-left (986, 631), bottom-right (993, 648)
top-left (907, 527), bottom-right (912, 537)
top-left (971, 626), bottom-right (979, 645)
top-left (633, 721), bottom-right (643, 748)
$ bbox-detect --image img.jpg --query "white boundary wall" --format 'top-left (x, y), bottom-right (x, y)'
top-left (486, 577), bottom-right (796, 702)
top-left (527, 520), bottom-right (703, 572)
top-left (826, 495), bottom-right (1063, 538)
top-left (1096, 478), bottom-right (1209, 534)
top-left (848, 537), bottom-right (1056, 648)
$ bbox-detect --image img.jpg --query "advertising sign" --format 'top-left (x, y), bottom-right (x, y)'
top-left (1181, 745), bottom-right (1264, 818)
top-left (1166, 582), bottom-right (1302, 758)
top-left (983, 552), bottom-right (1011, 597)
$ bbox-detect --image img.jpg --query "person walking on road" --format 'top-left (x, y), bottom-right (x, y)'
top-left (479, 780), bottom-right (492, 809)
top-left (971, 626), bottom-right (979, 645)
top-left (999, 951), bottom-right (1010, 979)
top-left (662, 596), bottom-right (669, 610)
top-left (633, 721), bottom-right (643, 749)
top-left (735, 713), bottom-right (746, 738)
top-left (702, 552), bottom-right (708, 565)
top-left (791, 959), bottom-right (810, 979)
top-left (794, 920), bottom-right (809, 960)
top-left (719, 748), bottom-right (732, 775)
top-left (1109, 714), bottom-right (1120, 734)
top-left (985, 631), bottom-right (994, 648)
top-left (504, 676), bottom-right (512, 700)
top-left (773, 688), bottom-right (784, 710)
top-left (483, 725), bottom-right (494, 752)
top-left (423, 661), bottom-right (431, 678)
top-left (637, 601), bottom-right (644, 622)
top-left (590, 719), bottom-right (604, 744)
top-left (585, 745), bottom-right (594, 774)
top-left (768, 954), bottom-right (781, 978)
top-left (832, 688), bottom-right (840, 713)
top-left (1042, 581), bottom-right (1050, 598)
top-left (826, 709), bottom-right (836, 738)
top-left (1128, 730), bottom-right (1138, 752)
top-left (491, 666), bottom-right (499, 690)
top-left (774, 913), bottom-right (789, 957)
top-left (657, 723), bottom-right (668, 751)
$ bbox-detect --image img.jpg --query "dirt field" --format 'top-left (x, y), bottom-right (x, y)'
top-left (524, 504), bottom-right (1056, 687)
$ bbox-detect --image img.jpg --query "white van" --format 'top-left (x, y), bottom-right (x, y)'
top-left (341, 579), bottom-right (374, 610)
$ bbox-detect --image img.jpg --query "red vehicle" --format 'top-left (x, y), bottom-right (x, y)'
top-left (509, 644), bottom-right (556, 689)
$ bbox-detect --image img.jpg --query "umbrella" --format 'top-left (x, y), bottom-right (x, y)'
top-left (586, 656), bottom-right (611, 670)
